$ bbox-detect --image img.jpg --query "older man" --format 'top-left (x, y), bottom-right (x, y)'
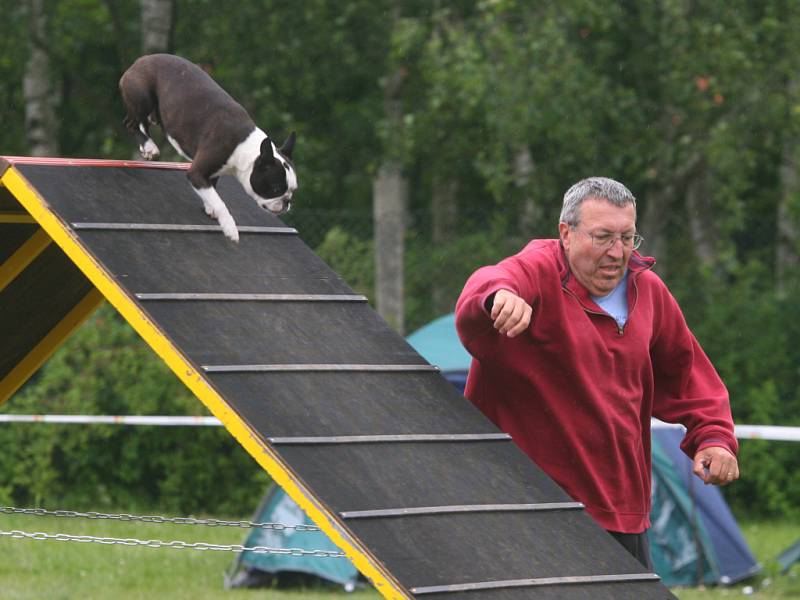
top-left (455, 177), bottom-right (739, 567)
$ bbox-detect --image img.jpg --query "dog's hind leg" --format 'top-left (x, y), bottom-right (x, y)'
top-left (187, 164), bottom-right (239, 242)
top-left (119, 73), bottom-right (161, 160)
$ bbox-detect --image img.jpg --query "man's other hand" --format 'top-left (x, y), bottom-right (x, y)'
top-left (491, 289), bottom-right (532, 338)
top-left (692, 446), bottom-right (739, 486)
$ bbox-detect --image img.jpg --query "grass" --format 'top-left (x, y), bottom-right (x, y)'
top-left (0, 513), bottom-right (797, 599)
top-left (0, 512), bottom-right (380, 600)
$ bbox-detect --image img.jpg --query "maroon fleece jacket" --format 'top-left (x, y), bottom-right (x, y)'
top-left (455, 239), bottom-right (738, 532)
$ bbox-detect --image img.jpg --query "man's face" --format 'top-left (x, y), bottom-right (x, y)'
top-left (559, 197), bottom-right (636, 297)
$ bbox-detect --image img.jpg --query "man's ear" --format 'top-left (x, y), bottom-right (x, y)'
top-left (559, 222), bottom-right (571, 250)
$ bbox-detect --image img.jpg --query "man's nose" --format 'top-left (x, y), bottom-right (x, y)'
top-left (606, 238), bottom-right (624, 258)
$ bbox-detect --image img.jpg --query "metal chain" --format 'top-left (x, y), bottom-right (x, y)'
top-left (0, 529), bottom-right (346, 557)
top-left (0, 506), bottom-right (319, 531)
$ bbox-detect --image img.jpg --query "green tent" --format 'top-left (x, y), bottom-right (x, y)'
top-left (649, 431), bottom-right (719, 585)
top-left (649, 427), bottom-right (760, 587)
top-left (225, 484), bottom-right (359, 590)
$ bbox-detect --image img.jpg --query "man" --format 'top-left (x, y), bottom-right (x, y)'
top-left (454, 177), bottom-right (739, 568)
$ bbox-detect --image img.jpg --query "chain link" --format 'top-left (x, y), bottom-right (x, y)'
top-left (0, 506), bottom-right (319, 531)
top-left (0, 529), bottom-right (346, 557)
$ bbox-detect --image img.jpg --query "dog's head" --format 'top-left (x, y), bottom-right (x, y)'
top-left (250, 132), bottom-right (297, 214)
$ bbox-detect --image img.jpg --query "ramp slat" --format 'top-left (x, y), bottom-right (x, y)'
top-left (267, 433), bottom-right (511, 444)
top-left (418, 584), bottom-right (673, 600)
top-left (410, 573), bottom-right (661, 595)
top-left (204, 364), bottom-right (437, 373)
top-left (72, 222), bottom-right (297, 234)
top-left (340, 502), bottom-right (585, 519)
top-left (136, 293), bottom-right (367, 302)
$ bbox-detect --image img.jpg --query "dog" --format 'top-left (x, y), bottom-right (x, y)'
top-left (119, 54), bottom-right (297, 242)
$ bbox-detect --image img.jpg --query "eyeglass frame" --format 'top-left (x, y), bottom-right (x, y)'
top-left (569, 225), bottom-right (644, 251)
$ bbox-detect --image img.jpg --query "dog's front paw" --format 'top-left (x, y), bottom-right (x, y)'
top-left (139, 140), bottom-right (160, 160)
top-left (219, 216), bottom-right (240, 243)
top-left (223, 226), bottom-right (240, 243)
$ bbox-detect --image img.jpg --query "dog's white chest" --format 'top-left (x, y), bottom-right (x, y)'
top-left (213, 128), bottom-right (267, 193)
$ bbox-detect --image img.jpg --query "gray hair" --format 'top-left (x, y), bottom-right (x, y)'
top-left (559, 177), bottom-right (636, 225)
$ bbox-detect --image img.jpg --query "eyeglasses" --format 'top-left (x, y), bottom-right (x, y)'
top-left (571, 227), bottom-right (643, 250)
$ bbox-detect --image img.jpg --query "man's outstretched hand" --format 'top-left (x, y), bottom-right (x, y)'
top-left (693, 446), bottom-right (739, 486)
top-left (490, 289), bottom-right (532, 338)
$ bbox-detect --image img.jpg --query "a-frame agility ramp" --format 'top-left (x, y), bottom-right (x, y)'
top-left (0, 156), bottom-right (676, 599)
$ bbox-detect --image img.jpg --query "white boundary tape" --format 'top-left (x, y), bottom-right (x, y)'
top-left (0, 414), bottom-right (798, 441)
top-left (733, 425), bottom-right (800, 441)
top-left (0, 414), bottom-right (220, 426)
top-left (651, 419), bottom-right (800, 442)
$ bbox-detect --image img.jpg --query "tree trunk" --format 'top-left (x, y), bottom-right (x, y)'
top-left (685, 160), bottom-right (718, 270)
top-left (373, 162), bottom-right (407, 333)
top-left (141, 0), bottom-right (173, 54)
top-left (777, 78), bottom-right (800, 295)
top-left (640, 152), bottom-right (703, 278)
top-left (373, 58), bottom-right (408, 334)
top-left (514, 146), bottom-right (539, 238)
top-left (639, 187), bottom-right (670, 276)
top-left (431, 176), bottom-right (458, 314)
top-left (24, 0), bottom-right (59, 157)
top-left (777, 141), bottom-right (800, 294)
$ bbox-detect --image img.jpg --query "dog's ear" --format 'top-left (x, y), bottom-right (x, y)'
top-left (259, 138), bottom-right (278, 164)
top-left (279, 131), bottom-right (296, 159)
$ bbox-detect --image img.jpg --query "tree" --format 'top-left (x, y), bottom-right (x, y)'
top-left (141, 0), bottom-right (173, 54)
top-left (775, 5), bottom-right (800, 294)
top-left (373, 63), bottom-right (409, 334)
top-left (24, 0), bottom-right (59, 156)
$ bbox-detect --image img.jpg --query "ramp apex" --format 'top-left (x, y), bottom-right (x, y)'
top-left (0, 156), bottom-right (190, 171)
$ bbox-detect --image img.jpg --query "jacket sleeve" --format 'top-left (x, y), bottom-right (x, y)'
top-left (650, 284), bottom-right (738, 459)
top-left (454, 253), bottom-right (539, 362)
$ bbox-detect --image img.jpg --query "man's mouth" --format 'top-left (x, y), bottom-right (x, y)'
top-left (598, 264), bottom-right (622, 275)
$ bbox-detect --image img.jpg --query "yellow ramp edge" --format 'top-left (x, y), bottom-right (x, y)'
top-left (0, 213), bottom-right (37, 224)
top-left (0, 287), bottom-right (105, 404)
top-left (0, 228), bottom-right (52, 294)
top-left (0, 165), bottom-right (409, 599)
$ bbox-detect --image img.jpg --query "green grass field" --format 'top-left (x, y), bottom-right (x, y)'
top-left (0, 513), bottom-right (381, 600)
top-left (0, 513), bottom-right (797, 599)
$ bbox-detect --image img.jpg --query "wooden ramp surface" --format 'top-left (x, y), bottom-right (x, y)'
top-left (0, 156), bottom-right (675, 599)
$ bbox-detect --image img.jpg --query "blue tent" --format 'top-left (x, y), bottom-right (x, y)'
top-left (405, 313), bottom-right (471, 391)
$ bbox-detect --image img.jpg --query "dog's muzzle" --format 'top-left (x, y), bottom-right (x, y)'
top-left (260, 197), bottom-right (291, 214)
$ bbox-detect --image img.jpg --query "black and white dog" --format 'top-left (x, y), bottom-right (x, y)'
top-left (119, 54), bottom-right (297, 242)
